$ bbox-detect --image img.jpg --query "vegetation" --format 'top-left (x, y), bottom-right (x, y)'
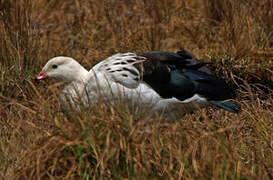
top-left (0, 0), bottom-right (272, 179)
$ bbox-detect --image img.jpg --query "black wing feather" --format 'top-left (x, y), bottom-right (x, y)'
top-left (137, 50), bottom-right (234, 101)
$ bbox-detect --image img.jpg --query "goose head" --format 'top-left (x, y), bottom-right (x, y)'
top-left (36, 56), bottom-right (89, 83)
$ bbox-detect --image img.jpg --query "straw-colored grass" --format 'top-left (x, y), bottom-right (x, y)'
top-left (0, 0), bottom-right (272, 179)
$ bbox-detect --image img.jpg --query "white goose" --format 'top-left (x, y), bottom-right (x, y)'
top-left (36, 50), bottom-right (240, 116)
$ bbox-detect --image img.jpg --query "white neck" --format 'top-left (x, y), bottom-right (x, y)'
top-left (61, 66), bottom-right (90, 105)
top-left (74, 66), bottom-right (89, 84)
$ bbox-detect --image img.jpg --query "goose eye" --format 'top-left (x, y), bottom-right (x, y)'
top-left (52, 64), bottom-right (58, 69)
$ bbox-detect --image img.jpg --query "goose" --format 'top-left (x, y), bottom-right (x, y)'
top-left (35, 50), bottom-right (241, 116)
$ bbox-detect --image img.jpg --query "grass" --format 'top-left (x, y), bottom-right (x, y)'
top-left (0, 0), bottom-right (272, 179)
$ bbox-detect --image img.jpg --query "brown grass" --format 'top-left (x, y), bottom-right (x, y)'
top-left (0, 0), bottom-right (272, 179)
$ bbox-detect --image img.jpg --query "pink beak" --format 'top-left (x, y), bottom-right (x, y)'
top-left (36, 71), bottom-right (47, 80)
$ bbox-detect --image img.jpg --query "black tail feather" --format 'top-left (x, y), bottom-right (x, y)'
top-left (210, 100), bottom-right (241, 113)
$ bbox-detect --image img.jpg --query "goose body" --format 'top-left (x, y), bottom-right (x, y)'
top-left (36, 50), bottom-right (240, 115)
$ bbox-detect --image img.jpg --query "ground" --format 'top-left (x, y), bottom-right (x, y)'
top-left (0, 0), bottom-right (272, 179)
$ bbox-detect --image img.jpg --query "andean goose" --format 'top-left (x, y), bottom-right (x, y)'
top-left (35, 50), bottom-right (241, 115)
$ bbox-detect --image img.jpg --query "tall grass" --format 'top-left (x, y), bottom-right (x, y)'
top-left (0, 0), bottom-right (272, 179)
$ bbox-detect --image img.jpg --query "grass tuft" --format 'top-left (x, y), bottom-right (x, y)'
top-left (0, 0), bottom-right (272, 179)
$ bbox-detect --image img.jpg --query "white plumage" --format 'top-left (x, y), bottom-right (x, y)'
top-left (36, 50), bottom-right (240, 116)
